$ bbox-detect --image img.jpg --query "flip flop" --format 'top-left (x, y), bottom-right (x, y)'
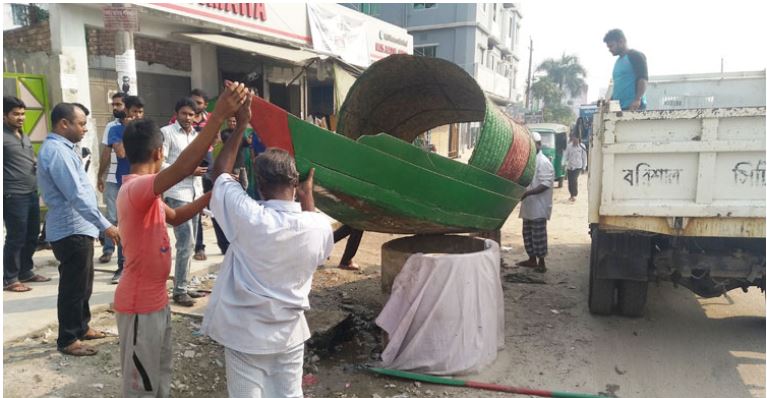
top-left (338, 262), bottom-right (360, 271)
top-left (20, 274), bottom-right (51, 283)
top-left (59, 341), bottom-right (98, 356)
top-left (3, 282), bottom-right (31, 292)
top-left (82, 328), bottom-right (108, 340)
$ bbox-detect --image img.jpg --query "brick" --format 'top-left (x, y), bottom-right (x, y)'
top-left (86, 27), bottom-right (191, 71)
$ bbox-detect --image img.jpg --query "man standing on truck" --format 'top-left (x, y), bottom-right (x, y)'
top-left (517, 132), bottom-right (555, 273)
top-left (604, 29), bottom-right (648, 111)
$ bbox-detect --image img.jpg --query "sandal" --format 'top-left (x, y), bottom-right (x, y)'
top-left (3, 282), bottom-right (32, 292)
top-left (20, 274), bottom-right (51, 283)
top-left (338, 262), bottom-right (360, 271)
top-left (82, 328), bottom-right (108, 340)
top-left (59, 341), bottom-right (98, 356)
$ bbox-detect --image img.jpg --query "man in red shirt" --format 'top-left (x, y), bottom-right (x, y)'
top-left (113, 81), bottom-right (249, 397)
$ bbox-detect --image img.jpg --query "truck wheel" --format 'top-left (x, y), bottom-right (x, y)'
top-left (589, 228), bottom-right (616, 315)
top-left (618, 280), bottom-right (648, 317)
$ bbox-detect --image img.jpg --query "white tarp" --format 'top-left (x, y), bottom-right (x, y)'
top-left (307, 3), bottom-right (369, 67)
top-left (375, 239), bottom-right (505, 375)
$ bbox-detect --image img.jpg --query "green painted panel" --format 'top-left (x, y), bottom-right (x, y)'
top-left (287, 115), bottom-right (518, 231)
top-left (19, 77), bottom-right (47, 107)
top-left (22, 108), bottom-right (43, 135)
top-left (357, 133), bottom-right (525, 199)
top-left (297, 157), bottom-right (507, 233)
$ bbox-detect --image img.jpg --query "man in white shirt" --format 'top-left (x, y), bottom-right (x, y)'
top-left (160, 97), bottom-right (207, 307)
top-left (96, 92), bottom-right (125, 264)
top-left (202, 94), bottom-right (333, 398)
top-left (562, 134), bottom-right (588, 201)
top-left (517, 132), bottom-right (555, 273)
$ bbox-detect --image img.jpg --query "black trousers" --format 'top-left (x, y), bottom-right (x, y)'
top-left (3, 192), bottom-right (40, 286)
top-left (333, 225), bottom-right (363, 266)
top-left (567, 169), bottom-right (581, 198)
top-left (51, 235), bottom-right (94, 349)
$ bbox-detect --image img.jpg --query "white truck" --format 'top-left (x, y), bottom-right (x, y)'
top-left (587, 70), bottom-right (766, 316)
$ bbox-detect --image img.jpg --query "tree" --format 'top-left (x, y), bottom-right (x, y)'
top-left (530, 75), bottom-right (575, 126)
top-left (536, 53), bottom-right (587, 99)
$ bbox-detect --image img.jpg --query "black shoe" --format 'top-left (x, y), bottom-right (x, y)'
top-left (187, 290), bottom-right (206, 298)
top-left (173, 293), bottom-right (196, 307)
top-left (110, 272), bottom-right (121, 284)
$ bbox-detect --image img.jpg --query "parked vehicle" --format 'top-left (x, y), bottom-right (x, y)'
top-left (587, 70), bottom-right (766, 317)
top-left (527, 123), bottom-right (568, 187)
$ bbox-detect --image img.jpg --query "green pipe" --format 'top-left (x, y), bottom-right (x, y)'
top-left (369, 367), bottom-right (604, 398)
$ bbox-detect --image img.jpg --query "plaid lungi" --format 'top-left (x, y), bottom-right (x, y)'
top-left (522, 218), bottom-right (548, 258)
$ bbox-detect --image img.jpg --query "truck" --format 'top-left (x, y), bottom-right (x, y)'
top-left (587, 70), bottom-right (766, 317)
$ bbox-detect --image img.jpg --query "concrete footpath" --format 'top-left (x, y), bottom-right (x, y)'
top-left (2, 216), bottom-right (225, 343)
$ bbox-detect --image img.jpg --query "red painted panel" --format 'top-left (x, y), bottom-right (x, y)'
top-left (250, 96), bottom-right (294, 156)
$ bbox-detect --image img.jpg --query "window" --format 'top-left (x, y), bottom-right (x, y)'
top-left (359, 3), bottom-right (379, 16)
top-left (413, 3), bottom-right (436, 9)
top-left (414, 45), bottom-right (437, 58)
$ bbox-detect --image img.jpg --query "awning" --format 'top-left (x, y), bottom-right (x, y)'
top-left (178, 33), bottom-right (325, 65)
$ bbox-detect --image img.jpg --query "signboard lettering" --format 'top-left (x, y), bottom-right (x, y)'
top-left (201, 3), bottom-right (267, 21)
top-left (103, 6), bottom-right (139, 32)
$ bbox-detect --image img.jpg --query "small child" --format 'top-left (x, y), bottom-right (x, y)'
top-left (113, 81), bottom-right (249, 397)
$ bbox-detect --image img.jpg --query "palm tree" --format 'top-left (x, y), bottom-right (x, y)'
top-left (536, 53), bottom-right (587, 99)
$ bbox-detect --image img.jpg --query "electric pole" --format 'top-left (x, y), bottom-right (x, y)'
top-left (525, 37), bottom-right (533, 110)
top-left (111, 3), bottom-right (138, 95)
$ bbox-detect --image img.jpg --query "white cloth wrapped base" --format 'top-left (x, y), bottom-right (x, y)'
top-left (375, 239), bottom-right (504, 375)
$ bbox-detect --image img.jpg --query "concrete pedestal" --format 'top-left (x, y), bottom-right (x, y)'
top-left (380, 234), bottom-right (486, 293)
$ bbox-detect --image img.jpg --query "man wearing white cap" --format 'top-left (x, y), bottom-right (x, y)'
top-left (517, 131), bottom-right (555, 273)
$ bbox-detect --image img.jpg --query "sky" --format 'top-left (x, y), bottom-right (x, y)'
top-left (516, 0), bottom-right (767, 103)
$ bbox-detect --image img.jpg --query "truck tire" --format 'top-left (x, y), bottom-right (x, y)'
top-left (589, 227), bottom-right (616, 315)
top-left (618, 280), bottom-right (648, 317)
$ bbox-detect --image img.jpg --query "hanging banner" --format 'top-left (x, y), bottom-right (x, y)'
top-left (307, 3), bottom-right (369, 67)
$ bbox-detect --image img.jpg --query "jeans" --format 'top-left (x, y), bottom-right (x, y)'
top-left (195, 177), bottom-right (213, 253)
top-left (212, 218), bottom-right (229, 255)
top-left (102, 182), bottom-right (118, 255)
top-left (3, 192), bottom-right (41, 285)
top-left (102, 182), bottom-right (125, 273)
top-left (51, 235), bottom-right (94, 349)
top-left (165, 197), bottom-right (196, 296)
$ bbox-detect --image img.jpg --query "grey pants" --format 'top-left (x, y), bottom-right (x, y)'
top-left (117, 305), bottom-right (173, 398)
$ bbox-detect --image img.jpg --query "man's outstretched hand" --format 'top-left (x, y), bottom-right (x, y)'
top-left (234, 91), bottom-right (253, 129)
top-left (213, 81), bottom-right (249, 119)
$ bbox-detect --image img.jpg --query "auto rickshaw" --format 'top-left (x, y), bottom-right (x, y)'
top-left (526, 123), bottom-right (568, 187)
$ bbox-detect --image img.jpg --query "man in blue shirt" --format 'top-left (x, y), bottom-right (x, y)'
top-left (604, 29), bottom-right (648, 111)
top-left (106, 95), bottom-right (144, 283)
top-left (37, 102), bottom-right (121, 356)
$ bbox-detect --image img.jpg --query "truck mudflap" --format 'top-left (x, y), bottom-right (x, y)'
top-left (591, 225), bottom-right (652, 282)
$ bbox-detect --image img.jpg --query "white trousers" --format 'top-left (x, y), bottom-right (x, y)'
top-left (225, 343), bottom-right (304, 398)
